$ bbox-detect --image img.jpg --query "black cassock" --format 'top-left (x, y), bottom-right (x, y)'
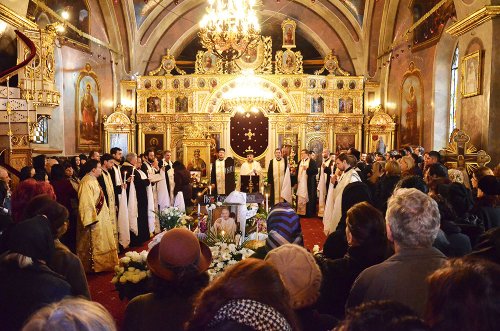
top-left (298, 158), bottom-right (318, 217)
top-left (121, 164), bottom-right (151, 246)
top-left (267, 158), bottom-right (288, 207)
top-left (210, 157), bottom-right (236, 195)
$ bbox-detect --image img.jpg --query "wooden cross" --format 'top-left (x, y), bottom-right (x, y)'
top-left (244, 129), bottom-right (255, 140)
top-left (440, 130), bottom-right (491, 175)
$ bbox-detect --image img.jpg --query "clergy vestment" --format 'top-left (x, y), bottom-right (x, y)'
top-left (210, 157), bottom-right (235, 195)
top-left (97, 170), bottom-right (118, 246)
top-left (323, 167), bottom-right (361, 235)
top-left (267, 157), bottom-right (288, 206)
top-left (162, 160), bottom-right (175, 202)
top-left (239, 160), bottom-right (262, 191)
top-left (77, 174), bottom-right (119, 273)
top-left (317, 158), bottom-right (333, 217)
top-left (296, 158), bottom-right (318, 217)
top-left (109, 162), bottom-right (123, 205)
top-left (142, 161), bottom-right (160, 233)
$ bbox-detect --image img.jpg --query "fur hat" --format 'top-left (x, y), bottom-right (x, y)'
top-left (265, 244), bottom-right (322, 309)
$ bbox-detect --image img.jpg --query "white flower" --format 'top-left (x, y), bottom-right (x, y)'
top-left (120, 257), bottom-right (131, 264)
top-left (313, 245), bottom-right (320, 254)
top-left (216, 201), bottom-right (222, 206)
top-left (217, 262), bottom-right (224, 269)
top-left (228, 244), bottom-right (236, 253)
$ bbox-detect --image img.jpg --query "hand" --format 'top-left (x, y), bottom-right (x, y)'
top-left (330, 174), bottom-right (338, 184)
top-left (121, 183), bottom-right (127, 189)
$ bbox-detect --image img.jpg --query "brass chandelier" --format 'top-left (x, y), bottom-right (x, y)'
top-left (199, 0), bottom-right (261, 72)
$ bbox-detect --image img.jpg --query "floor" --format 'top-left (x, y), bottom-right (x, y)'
top-left (87, 217), bottom-right (326, 329)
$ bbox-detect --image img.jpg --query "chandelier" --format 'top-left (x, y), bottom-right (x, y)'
top-left (223, 70), bottom-right (274, 112)
top-left (199, 0), bottom-right (261, 71)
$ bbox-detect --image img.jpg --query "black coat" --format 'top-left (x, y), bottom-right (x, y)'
top-left (315, 242), bottom-right (391, 319)
top-left (0, 262), bottom-right (71, 331)
top-left (375, 175), bottom-right (401, 214)
top-left (267, 158), bottom-right (288, 206)
top-left (472, 200), bottom-right (500, 231)
top-left (210, 158), bottom-right (235, 195)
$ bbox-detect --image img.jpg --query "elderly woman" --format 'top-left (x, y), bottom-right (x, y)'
top-left (399, 155), bottom-right (415, 177)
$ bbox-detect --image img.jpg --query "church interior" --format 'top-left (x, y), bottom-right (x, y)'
top-left (0, 0), bottom-right (499, 330)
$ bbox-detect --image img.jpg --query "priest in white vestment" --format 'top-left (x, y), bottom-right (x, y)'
top-left (267, 148), bottom-right (289, 206)
top-left (239, 150), bottom-right (262, 192)
top-left (210, 148), bottom-right (236, 195)
top-left (296, 149), bottom-right (318, 217)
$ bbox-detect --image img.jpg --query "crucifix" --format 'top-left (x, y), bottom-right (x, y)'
top-left (244, 129), bottom-right (255, 140)
top-left (440, 130), bottom-right (491, 175)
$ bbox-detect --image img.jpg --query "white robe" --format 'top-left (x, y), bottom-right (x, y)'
top-left (323, 168), bottom-right (361, 235)
top-left (239, 161), bottom-right (262, 191)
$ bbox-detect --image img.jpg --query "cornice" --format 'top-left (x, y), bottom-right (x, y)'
top-left (0, 3), bottom-right (37, 30)
top-left (446, 6), bottom-right (500, 37)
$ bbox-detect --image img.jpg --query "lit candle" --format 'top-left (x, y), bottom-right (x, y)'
top-left (209, 185), bottom-right (212, 195)
top-left (124, 171), bottom-right (127, 182)
top-left (265, 193), bottom-right (269, 212)
top-left (198, 203), bottom-right (201, 215)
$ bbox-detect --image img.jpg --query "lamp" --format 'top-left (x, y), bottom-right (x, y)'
top-left (199, 0), bottom-right (261, 73)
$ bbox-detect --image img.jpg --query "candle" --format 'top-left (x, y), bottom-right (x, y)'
top-left (265, 193), bottom-right (269, 212)
top-left (198, 203), bottom-right (201, 215)
top-left (209, 185), bottom-right (212, 195)
top-left (124, 171), bottom-right (127, 182)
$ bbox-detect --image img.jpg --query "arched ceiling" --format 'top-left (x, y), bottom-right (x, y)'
top-left (116, 0), bottom-right (369, 75)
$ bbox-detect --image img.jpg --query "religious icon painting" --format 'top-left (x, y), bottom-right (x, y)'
top-left (147, 96), bottom-right (161, 112)
top-left (202, 51), bottom-right (219, 73)
top-left (399, 62), bottom-right (423, 147)
top-left (155, 79), bottom-right (163, 89)
top-left (76, 63), bottom-right (101, 151)
top-left (294, 78), bottom-right (302, 88)
top-left (349, 80), bottom-right (356, 89)
top-left (335, 134), bottom-right (356, 153)
top-left (236, 38), bottom-right (265, 70)
top-left (320, 79), bottom-right (327, 89)
top-left (280, 49), bottom-right (297, 74)
top-left (210, 78), bottom-right (218, 88)
top-left (311, 96), bottom-right (324, 113)
top-left (175, 95), bottom-right (188, 113)
top-left (145, 134), bottom-right (165, 153)
top-left (184, 78), bottom-right (191, 89)
top-left (144, 79), bottom-right (152, 89)
top-left (461, 50), bottom-right (481, 98)
top-left (337, 80), bottom-right (344, 89)
top-left (309, 79), bottom-right (316, 89)
top-left (281, 79), bottom-right (289, 88)
top-left (281, 18), bottom-right (296, 49)
top-left (308, 139), bottom-right (324, 157)
top-left (198, 78), bottom-right (206, 88)
top-left (172, 79), bottom-right (180, 89)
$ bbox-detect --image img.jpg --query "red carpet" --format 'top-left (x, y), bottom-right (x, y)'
top-left (88, 217), bottom-right (326, 329)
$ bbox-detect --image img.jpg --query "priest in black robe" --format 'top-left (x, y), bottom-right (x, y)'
top-left (267, 148), bottom-right (289, 206)
top-left (210, 148), bottom-right (235, 196)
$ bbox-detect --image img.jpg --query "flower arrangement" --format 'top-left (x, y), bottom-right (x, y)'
top-left (111, 251), bottom-right (150, 300)
top-left (208, 242), bottom-right (254, 280)
top-left (154, 206), bottom-right (186, 231)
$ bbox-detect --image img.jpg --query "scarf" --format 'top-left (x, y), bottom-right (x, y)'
top-left (157, 168), bottom-right (170, 209)
top-left (297, 158), bottom-right (310, 215)
top-left (137, 169), bottom-right (155, 234)
top-left (317, 159), bottom-right (330, 217)
top-left (123, 163), bottom-right (138, 236)
top-left (208, 299), bottom-right (292, 331)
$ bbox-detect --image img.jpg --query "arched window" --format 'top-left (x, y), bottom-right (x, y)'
top-left (449, 46), bottom-right (459, 138)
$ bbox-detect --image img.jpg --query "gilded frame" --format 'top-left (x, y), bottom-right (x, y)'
top-left (281, 18), bottom-right (296, 49)
top-left (399, 62), bottom-right (424, 147)
top-left (461, 50), bottom-right (481, 98)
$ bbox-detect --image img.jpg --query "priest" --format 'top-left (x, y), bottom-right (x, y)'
top-left (77, 159), bottom-right (119, 272)
top-left (239, 150), bottom-right (262, 192)
top-left (97, 154), bottom-right (118, 246)
top-left (296, 149), bottom-right (318, 217)
top-left (161, 150), bottom-right (175, 203)
top-left (317, 149), bottom-right (334, 217)
top-left (210, 148), bottom-right (235, 196)
top-left (267, 148), bottom-right (289, 206)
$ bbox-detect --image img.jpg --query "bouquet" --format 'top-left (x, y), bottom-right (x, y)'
top-left (154, 206), bottom-right (185, 231)
top-left (111, 251), bottom-right (150, 300)
top-left (208, 242), bottom-right (254, 280)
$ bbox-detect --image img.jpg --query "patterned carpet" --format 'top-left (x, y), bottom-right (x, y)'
top-left (88, 217), bottom-right (326, 329)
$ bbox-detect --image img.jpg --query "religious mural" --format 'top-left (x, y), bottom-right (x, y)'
top-left (410, 0), bottom-right (455, 50)
top-left (335, 134), bottom-right (356, 153)
top-left (133, 0), bottom-right (159, 27)
top-left (399, 62), bottom-right (423, 147)
top-left (462, 50), bottom-right (481, 97)
top-left (76, 63), bottom-right (100, 151)
top-left (42, 0), bottom-right (90, 47)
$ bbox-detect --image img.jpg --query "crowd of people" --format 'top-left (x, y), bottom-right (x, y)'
top-left (0, 144), bottom-right (498, 331)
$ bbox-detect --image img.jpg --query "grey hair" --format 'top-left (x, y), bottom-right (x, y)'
top-left (125, 153), bottom-right (137, 163)
top-left (22, 297), bottom-right (116, 331)
top-left (386, 188), bottom-right (440, 248)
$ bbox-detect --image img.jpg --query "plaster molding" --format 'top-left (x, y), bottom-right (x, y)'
top-left (446, 6), bottom-right (500, 37)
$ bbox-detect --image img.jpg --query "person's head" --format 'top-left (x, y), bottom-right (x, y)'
top-left (220, 208), bottom-right (230, 220)
top-left (136, 157), bottom-right (143, 169)
top-left (245, 151), bottom-right (254, 163)
top-left (426, 151), bottom-right (441, 166)
top-left (338, 300), bottom-right (429, 331)
top-left (32, 154), bottom-right (47, 169)
top-left (322, 148), bottom-right (330, 160)
top-left (416, 146), bottom-right (424, 156)
top-left (45, 158), bottom-right (58, 175)
top-left (25, 195), bottom-right (69, 239)
top-left (341, 182), bottom-right (373, 220)
top-left (399, 155), bottom-right (415, 173)
top-left (193, 149), bottom-right (201, 159)
top-left (425, 257), bottom-right (500, 331)
top-left (471, 166), bottom-right (494, 189)
top-left (330, 153), bottom-right (336, 161)
top-left (126, 153), bottom-right (137, 166)
top-left (440, 182), bottom-right (473, 216)
top-left (370, 161), bottom-right (386, 182)
top-left (79, 154), bottom-right (87, 165)
top-left (266, 202), bottom-right (302, 249)
top-left (348, 148), bottom-right (361, 162)
top-left (22, 297), bottom-right (116, 331)
top-left (110, 147), bottom-right (122, 163)
top-left (63, 162), bottom-right (74, 178)
top-left (336, 153), bottom-right (350, 171)
top-left (346, 202), bottom-right (386, 247)
top-left (386, 188), bottom-right (440, 249)
top-left (19, 166), bottom-right (35, 181)
top-left (384, 152), bottom-right (391, 161)
top-left (385, 160), bottom-right (401, 177)
top-left (49, 164), bottom-right (65, 181)
top-left (217, 148), bottom-right (225, 160)
top-left (11, 179), bottom-right (56, 223)
top-left (188, 259), bottom-right (297, 329)
top-left (172, 160), bottom-right (185, 171)
top-left (145, 148), bottom-right (155, 163)
top-left (309, 150), bottom-right (316, 160)
top-left (99, 154), bottom-right (113, 171)
top-left (477, 175), bottom-right (499, 198)
top-left (274, 148), bottom-right (282, 160)
top-left (89, 150), bottom-right (100, 161)
top-left (395, 175), bottom-right (429, 194)
top-left (265, 244), bottom-right (322, 310)
top-left (360, 153), bottom-right (367, 162)
top-left (425, 163), bottom-right (448, 183)
top-left (365, 153), bottom-right (374, 164)
top-left (300, 149), bottom-right (309, 160)
top-left (163, 150), bottom-right (172, 162)
top-left (86, 159), bottom-right (102, 178)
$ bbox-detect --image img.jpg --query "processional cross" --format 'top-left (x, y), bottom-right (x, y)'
top-left (245, 129), bottom-right (255, 140)
top-left (440, 130), bottom-right (491, 175)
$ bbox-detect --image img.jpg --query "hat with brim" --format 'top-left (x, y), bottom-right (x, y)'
top-left (147, 228), bottom-right (212, 281)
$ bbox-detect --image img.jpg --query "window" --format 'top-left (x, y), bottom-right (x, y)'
top-left (449, 46), bottom-right (459, 138)
top-left (33, 115), bottom-right (49, 144)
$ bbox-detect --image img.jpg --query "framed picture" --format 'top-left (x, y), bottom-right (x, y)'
top-left (339, 97), bottom-right (353, 113)
top-left (75, 63), bottom-right (101, 151)
top-left (281, 19), bottom-right (296, 48)
top-left (399, 62), bottom-right (423, 146)
top-left (186, 148), bottom-right (208, 177)
top-left (110, 133), bottom-right (129, 155)
top-left (461, 50), bottom-right (481, 97)
top-left (175, 95), bottom-right (188, 112)
top-left (281, 49), bottom-right (296, 74)
top-left (190, 171), bottom-right (202, 183)
top-left (144, 134), bottom-right (165, 153)
top-left (335, 133), bottom-right (356, 153)
top-left (308, 138), bottom-right (324, 156)
top-left (147, 96), bottom-right (161, 112)
top-left (202, 51), bottom-right (218, 73)
top-left (311, 96), bottom-right (324, 113)
top-left (236, 39), bottom-right (265, 70)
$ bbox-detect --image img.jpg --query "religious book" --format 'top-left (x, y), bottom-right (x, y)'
top-left (240, 175), bottom-right (260, 193)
